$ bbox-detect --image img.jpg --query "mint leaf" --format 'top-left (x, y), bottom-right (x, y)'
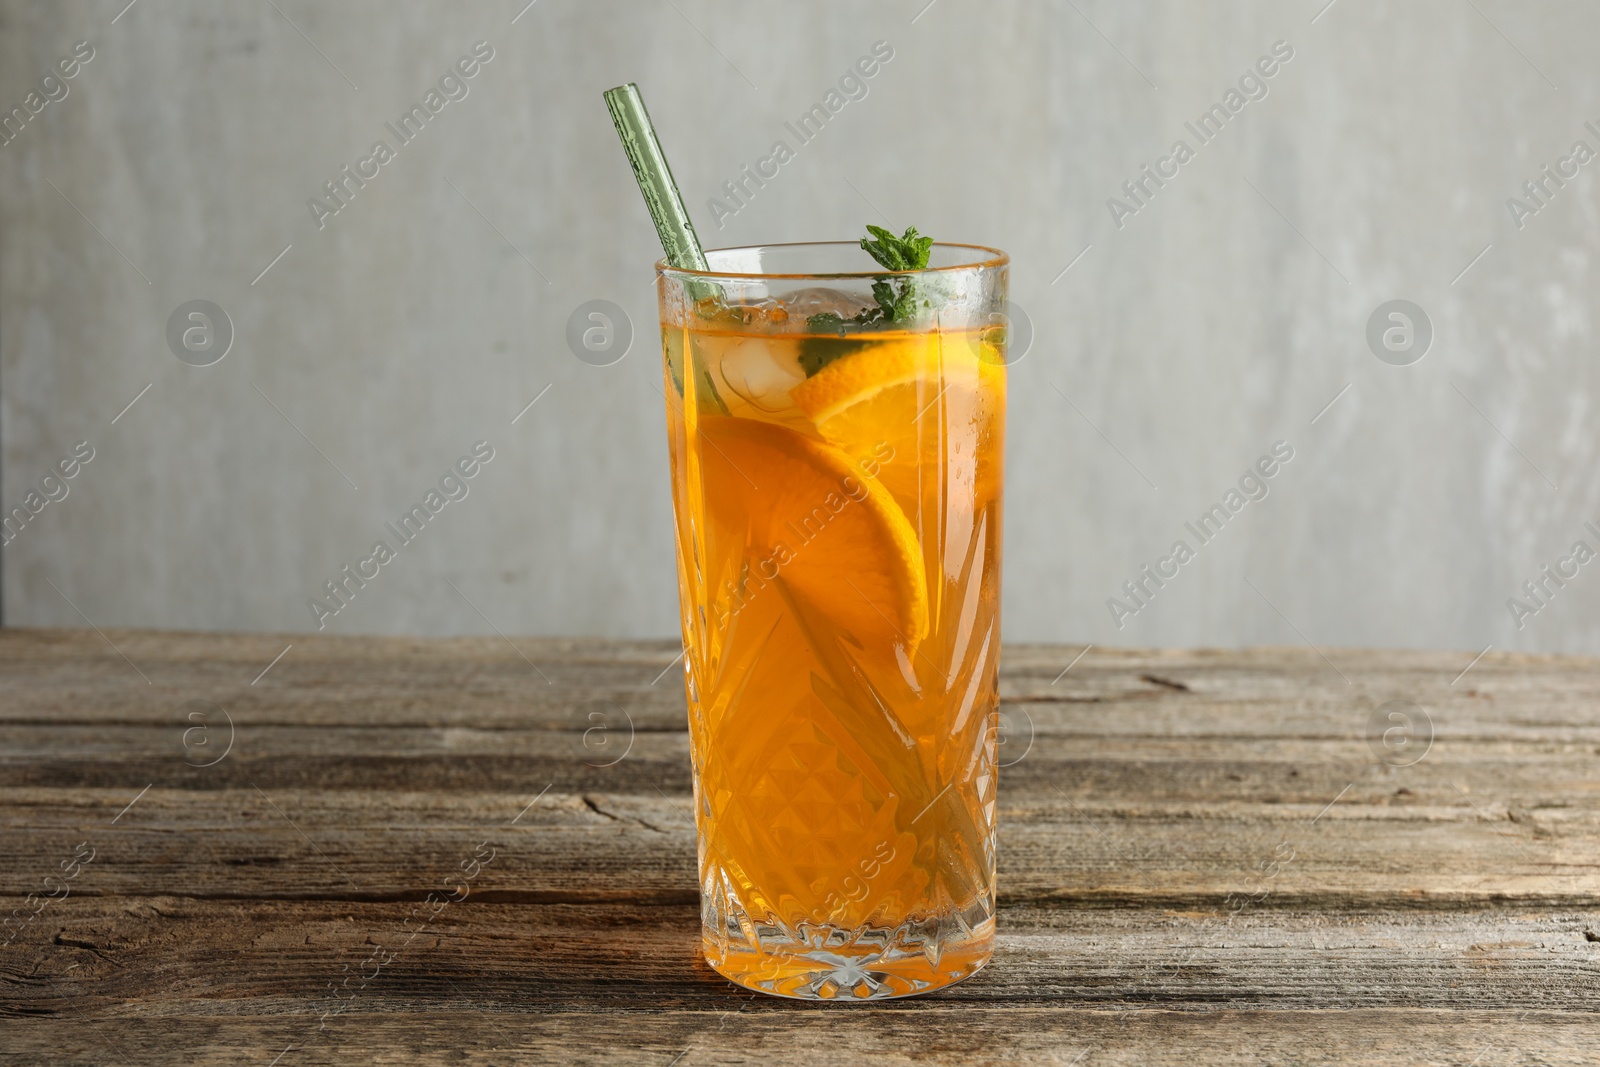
top-left (800, 226), bottom-right (936, 374)
top-left (797, 335), bottom-right (870, 377)
top-left (861, 225), bottom-right (933, 273)
top-left (807, 310), bottom-right (850, 336)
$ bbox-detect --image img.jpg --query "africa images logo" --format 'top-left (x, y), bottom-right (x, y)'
top-left (1105, 40), bottom-right (1295, 229)
top-left (1107, 442), bottom-right (1295, 629)
top-left (306, 41), bottom-right (495, 231)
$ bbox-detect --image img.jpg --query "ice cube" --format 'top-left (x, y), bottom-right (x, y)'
top-left (718, 338), bottom-right (804, 413)
top-left (703, 297), bottom-right (785, 329)
top-left (781, 287), bottom-right (874, 324)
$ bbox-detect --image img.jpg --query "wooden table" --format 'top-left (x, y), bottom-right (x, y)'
top-left (2, 629), bottom-right (1597, 1064)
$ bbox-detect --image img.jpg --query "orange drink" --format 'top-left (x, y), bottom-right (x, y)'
top-left (657, 241), bottom-right (1008, 999)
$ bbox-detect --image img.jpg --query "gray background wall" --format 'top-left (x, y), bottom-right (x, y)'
top-left (2, 0), bottom-right (1597, 654)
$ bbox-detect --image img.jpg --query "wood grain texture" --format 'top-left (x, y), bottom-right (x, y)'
top-left (2, 629), bottom-right (1598, 1065)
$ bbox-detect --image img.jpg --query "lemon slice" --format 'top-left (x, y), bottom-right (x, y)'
top-left (694, 415), bottom-right (929, 649)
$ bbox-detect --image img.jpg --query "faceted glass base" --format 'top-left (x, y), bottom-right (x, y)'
top-left (703, 917), bottom-right (995, 1001)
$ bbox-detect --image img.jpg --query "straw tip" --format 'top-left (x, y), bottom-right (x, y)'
top-left (603, 83), bottom-right (640, 99)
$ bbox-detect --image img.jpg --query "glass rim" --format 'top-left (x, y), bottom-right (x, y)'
top-left (655, 240), bottom-right (1009, 280)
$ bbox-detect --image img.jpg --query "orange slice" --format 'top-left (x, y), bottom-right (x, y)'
top-left (790, 333), bottom-right (1004, 514)
top-left (694, 415), bottom-right (929, 649)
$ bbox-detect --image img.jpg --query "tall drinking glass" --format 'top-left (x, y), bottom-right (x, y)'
top-left (656, 242), bottom-right (1008, 1000)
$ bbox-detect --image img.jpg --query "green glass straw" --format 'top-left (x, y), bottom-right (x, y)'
top-left (603, 83), bottom-right (709, 273)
